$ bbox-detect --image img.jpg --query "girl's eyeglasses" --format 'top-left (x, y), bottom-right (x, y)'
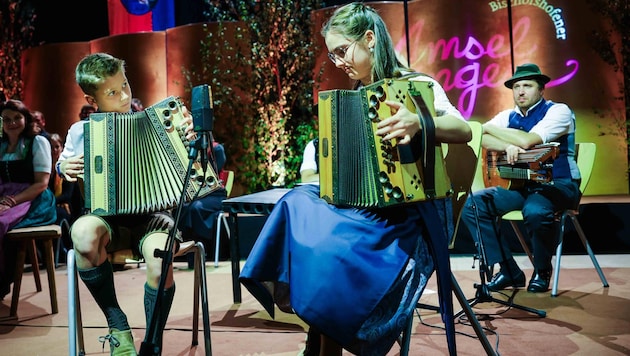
top-left (327, 41), bottom-right (357, 63)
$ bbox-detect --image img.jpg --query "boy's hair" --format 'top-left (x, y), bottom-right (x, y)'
top-left (75, 53), bottom-right (126, 96)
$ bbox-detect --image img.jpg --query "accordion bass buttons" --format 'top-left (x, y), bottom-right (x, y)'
top-left (379, 177), bottom-right (405, 202)
top-left (191, 169), bottom-right (202, 183)
top-left (368, 106), bottom-right (379, 122)
top-left (205, 175), bottom-right (218, 186)
top-left (367, 85), bottom-right (387, 122)
top-left (167, 98), bottom-right (180, 113)
top-left (190, 168), bottom-right (218, 187)
top-left (161, 109), bottom-right (175, 133)
top-left (161, 99), bottom-right (184, 134)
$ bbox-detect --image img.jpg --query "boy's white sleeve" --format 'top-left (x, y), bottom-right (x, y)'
top-left (57, 121), bottom-right (86, 176)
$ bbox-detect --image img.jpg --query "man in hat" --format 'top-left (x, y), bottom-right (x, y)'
top-left (460, 63), bottom-right (581, 293)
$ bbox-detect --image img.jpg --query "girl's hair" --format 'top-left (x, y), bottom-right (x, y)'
top-left (75, 52), bottom-right (126, 96)
top-left (0, 99), bottom-right (36, 140)
top-left (321, 2), bottom-right (409, 85)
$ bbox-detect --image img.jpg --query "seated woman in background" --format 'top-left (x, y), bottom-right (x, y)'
top-left (0, 99), bottom-right (57, 299)
top-left (49, 133), bottom-right (83, 224)
top-left (299, 138), bottom-right (319, 184)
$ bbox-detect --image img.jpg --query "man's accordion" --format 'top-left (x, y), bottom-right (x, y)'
top-left (318, 76), bottom-right (452, 208)
top-left (83, 96), bottom-right (221, 216)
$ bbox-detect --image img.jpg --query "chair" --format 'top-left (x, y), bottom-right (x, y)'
top-left (68, 240), bottom-right (212, 355)
top-left (442, 121), bottom-right (484, 248)
top-left (400, 121), bottom-right (497, 355)
top-left (67, 171), bottom-right (234, 353)
top-left (213, 169), bottom-right (234, 267)
top-left (501, 142), bottom-right (609, 297)
top-left (3, 224), bottom-right (62, 319)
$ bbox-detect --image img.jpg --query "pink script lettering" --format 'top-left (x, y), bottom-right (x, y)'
top-left (396, 17), bottom-right (577, 118)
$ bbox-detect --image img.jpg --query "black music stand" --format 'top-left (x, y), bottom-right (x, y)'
top-left (462, 191), bottom-right (546, 318)
top-left (139, 138), bottom-right (213, 356)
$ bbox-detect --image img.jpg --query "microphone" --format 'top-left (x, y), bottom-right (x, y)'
top-left (191, 84), bottom-right (214, 171)
top-left (191, 84), bottom-right (214, 132)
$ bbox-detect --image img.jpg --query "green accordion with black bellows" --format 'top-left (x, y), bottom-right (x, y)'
top-left (82, 96), bottom-right (221, 216)
top-left (317, 76), bottom-right (452, 208)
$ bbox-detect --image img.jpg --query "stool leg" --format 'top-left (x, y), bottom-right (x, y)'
top-left (191, 246), bottom-right (200, 346)
top-left (9, 241), bottom-right (28, 318)
top-left (571, 214), bottom-right (609, 287)
top-left (214, 213), bottom-right (222, 268)
top-left (196, 242), bottom-right (212, 355)
top-left (27, 239), bottom-right (42, 292)
top-left (42, 239), bottom-right (59, 314)
top-left (68, 250), bottom-right (85, 356)
top-left (68, 249), bottom-right (77, 356)
top-left (55, 237), bottom-right (62, 268)
top-left (214, 213), bottom-right (231, 268)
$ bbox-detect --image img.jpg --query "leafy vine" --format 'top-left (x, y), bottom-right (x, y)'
top-left (0, 1), bottom-right (38, 100)
top-left (183, 0), bottom-right (323, 192)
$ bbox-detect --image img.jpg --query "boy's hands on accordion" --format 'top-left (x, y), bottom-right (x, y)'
top-left (57, 104), bottom-right (194, 183)
top-left (59, 154), bottom-right (84, 182)
top-left (180, 104), bottom-right (196, 141)
top-left (375, 100), bottom-right (420, 145)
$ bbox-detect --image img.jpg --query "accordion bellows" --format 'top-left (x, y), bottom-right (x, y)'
top-left (84, 96), bottom-right (221, 215)
top-left (318, 77), bottom-right (452, 208)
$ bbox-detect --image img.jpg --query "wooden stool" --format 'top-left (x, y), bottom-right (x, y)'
top-left (4, 224), bottom-right (62, 319)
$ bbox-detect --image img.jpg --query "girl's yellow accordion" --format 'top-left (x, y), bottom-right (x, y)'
top-left (318, 77), bottom-right (452, 208)
top-left (83, 96), bottom-right (221, 215)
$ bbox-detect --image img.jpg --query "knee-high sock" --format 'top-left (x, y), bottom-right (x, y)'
top-left (144, 283), bottom-right (176, 349)
top-left (78, 260), bottom-right (130, 331)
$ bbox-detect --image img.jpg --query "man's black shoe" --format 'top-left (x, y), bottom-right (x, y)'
top-left (527, 269), bottom-right (552, 293)
top-left (487, 269), bottom-right (526, 291)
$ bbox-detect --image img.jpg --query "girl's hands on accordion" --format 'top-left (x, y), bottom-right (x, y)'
top-left (376, 100), bottom-right (472, 145)
top-left (375, 100), bottom-right (421, 145)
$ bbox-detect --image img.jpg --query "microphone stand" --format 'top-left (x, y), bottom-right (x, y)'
top-left (459, 190), bottom-right (546, 318)
top-left (202, 131), bottom-right (218, 175)
top-left (139, 137), bottom-right (207, 356)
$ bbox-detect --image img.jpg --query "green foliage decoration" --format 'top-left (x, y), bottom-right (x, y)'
top-left (0, 0), bottom-right (38, 100)
top-left (587, 0), bottom-right (630, 177)
top-left (186, 0), bottom-right (323, 193)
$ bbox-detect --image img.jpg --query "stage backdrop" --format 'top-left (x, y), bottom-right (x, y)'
top-left (21, 0), bottom-right (626, 195)
top-left (312, 0), bottom-right (627, 195)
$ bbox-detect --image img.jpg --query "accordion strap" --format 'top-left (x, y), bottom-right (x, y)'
top-left (409, 90), bottom-right (437, 198)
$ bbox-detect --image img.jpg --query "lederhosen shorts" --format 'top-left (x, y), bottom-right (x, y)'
top-left (83, 211), bottom-right (180, 259)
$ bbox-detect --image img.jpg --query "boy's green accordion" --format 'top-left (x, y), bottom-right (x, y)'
top-left (83, 96), bottom-right (221, 215)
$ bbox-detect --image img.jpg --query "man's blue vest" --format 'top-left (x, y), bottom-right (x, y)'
top-left (507, 99), bottom-right (576, 180)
